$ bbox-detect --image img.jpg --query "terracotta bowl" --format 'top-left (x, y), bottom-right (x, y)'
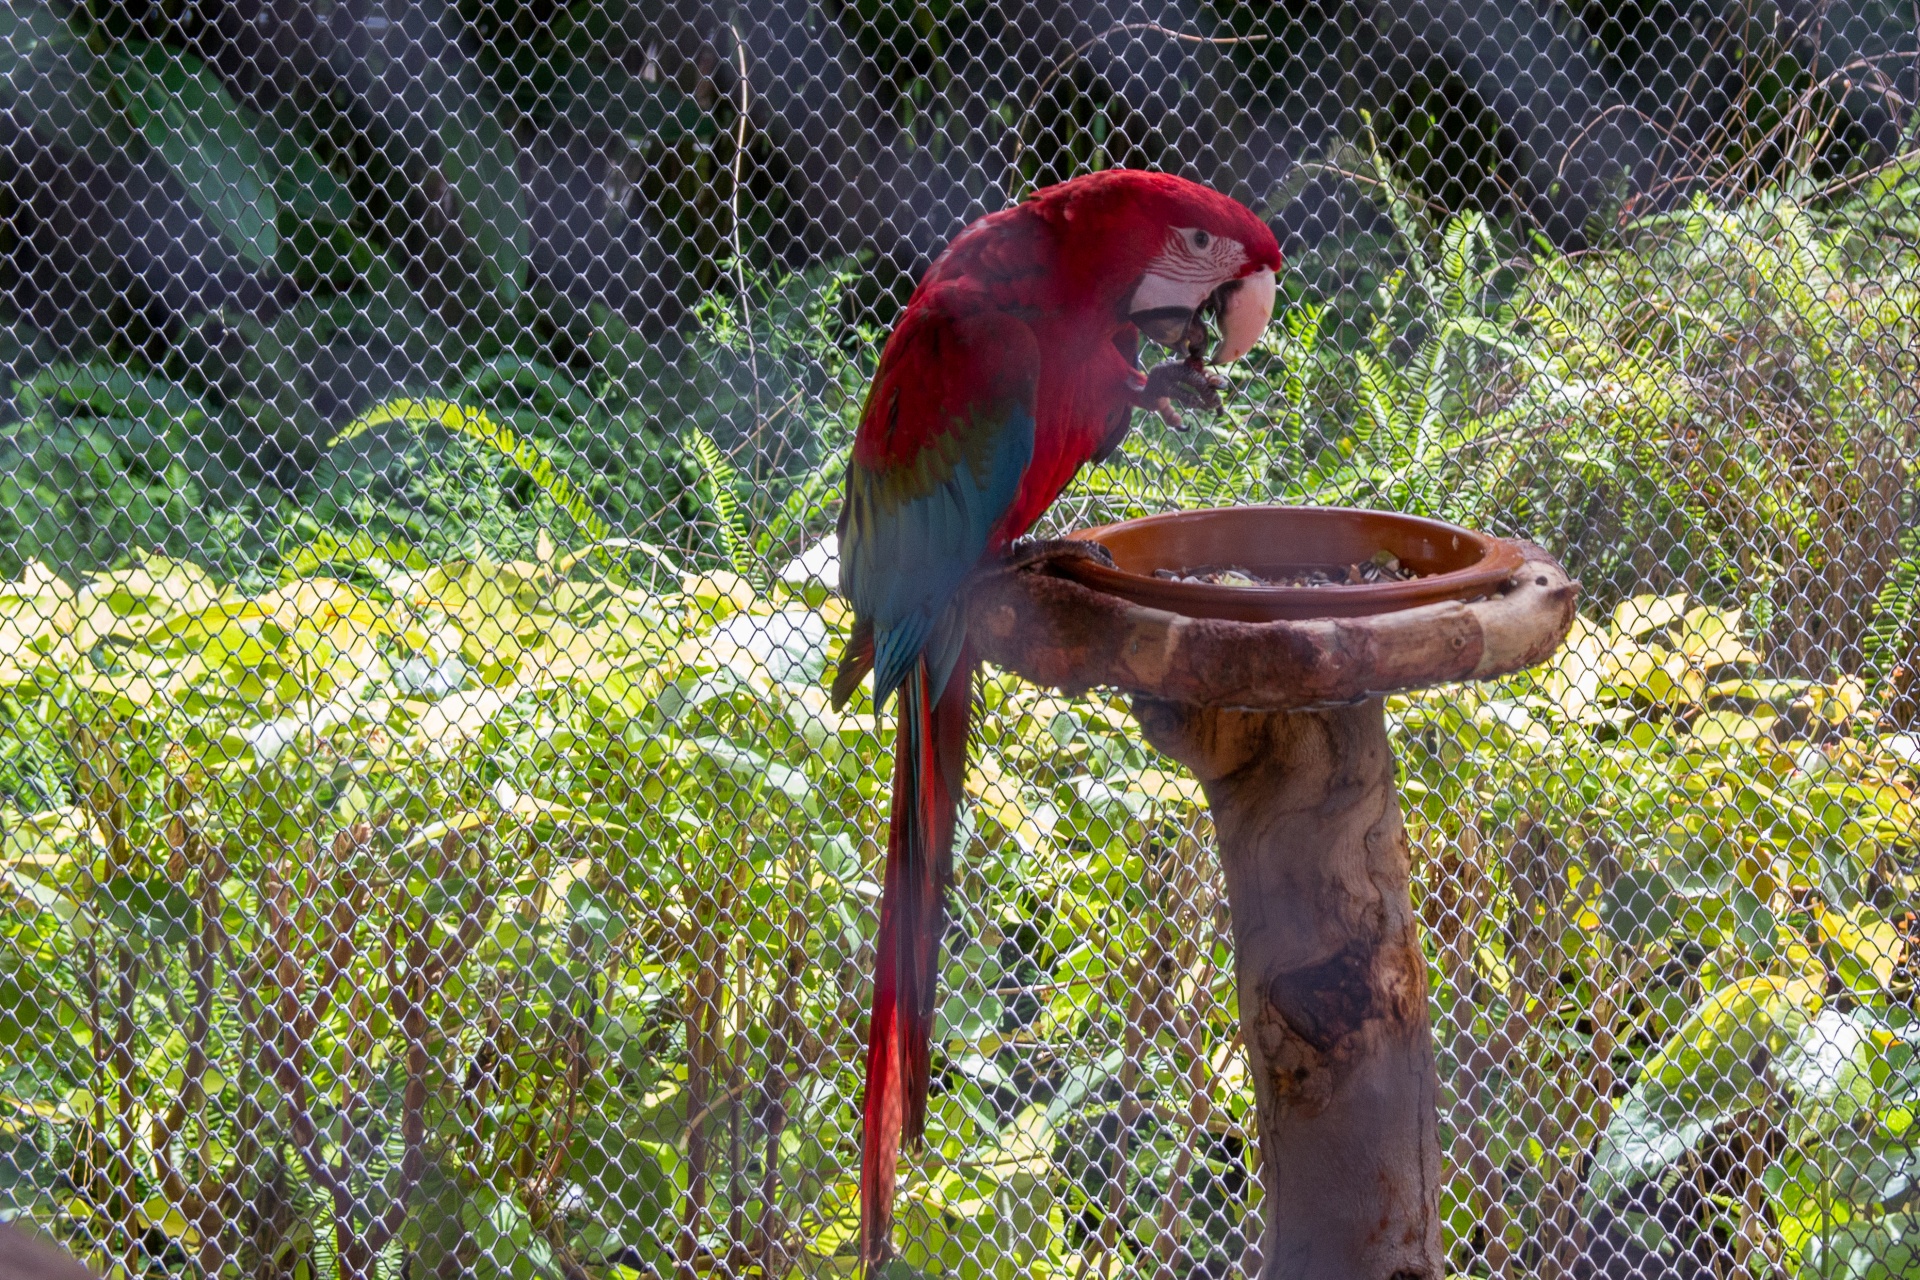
top-left (1058, 505), bottom-right (1528, 622)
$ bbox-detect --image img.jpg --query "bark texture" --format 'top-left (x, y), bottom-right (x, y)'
top-left (969, 541), bottom-right (1576, 709)
top-left (965, 539), bottom-right (1576, 1276)
top-left (1136, 697), bottom-right (1441, 1280)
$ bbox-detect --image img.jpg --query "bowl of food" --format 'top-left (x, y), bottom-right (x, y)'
top-left (1056, 505), bottom-right (1528, 622)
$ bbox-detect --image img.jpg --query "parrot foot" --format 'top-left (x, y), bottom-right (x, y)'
top-left (1004, 538), bottom-right (1116, 575)
top-left (1140, 358), bottom-right (1228, 431)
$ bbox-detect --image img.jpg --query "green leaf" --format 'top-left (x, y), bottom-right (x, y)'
top-left (1799, 1213), bottom-right (1920, 1279)
top-left (684, 736), bottom-right (812, 803)
top-left (330, 398), bottom-right (608, 540)
top-left (442, 95), bottom-right (527, 302)
top-left (936, 990), bottom-right (1005, 1045)
top-left (411, 1163), bottom-right (561, 1280)
top-left (258, 102), bottom-right (354, 223)
top-left (570, 1117), bottom-right (676, 1268)
top-left (1046, 1050), bottom-right (1125, 1126)
top-left (1, 10), bottom-right (122, 167)
top-left (18, 362), bottom-right (210, 426)
top-left (1728, 885), bottom-right (1782, 962)
top-left (97, 876), bottom-right (198, 946)
top-left (1589, 977), bottom-right (1818, 1205)
top-left (0, 960), bottom-right (85, 1078)
top-left (1600, 868), bottom-right (1679, 948)
top-left (405, 1161), bottom-right (471, 1277)
top-left (1811, 1124), bottom-right (1920, 1209)
top-left (1612, 593), bottom-right (1690, 640)
top-left (816, 831), bottom-right (859, 882)
top-left (565, 880), bottom-right (630, 957)
top-left (1589, 1086), bottom-right (1717, 1206)
top-left (457, 355), bottom-right (599, 423)
top-left (713, 608), bottom-right (829, 686)
top-left (112, 42), bottom-right (278, 267)
top-left (691, 430), bottom-right (760, 588)
top-left (0, 5), bottom-right (72, 83)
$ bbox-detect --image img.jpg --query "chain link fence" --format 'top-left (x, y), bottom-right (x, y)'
top-left (2, 0), bottom-right (1919, 1277)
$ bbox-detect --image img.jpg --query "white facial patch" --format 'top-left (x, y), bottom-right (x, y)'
top-left (1127, 271), bottom-right (1209, 318)
top-left (1128, 226), bottom-right (1252, 317)
top-left (1129, 226), bottom-right (1268, 360)
top-left (1170, 225), bottom-right (1250, 279)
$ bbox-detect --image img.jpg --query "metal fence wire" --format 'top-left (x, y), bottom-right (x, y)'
top-left (1, 0), bottom-right (1919, 1277)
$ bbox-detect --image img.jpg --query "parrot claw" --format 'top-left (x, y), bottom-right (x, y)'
top-left (1140, 358), bottom-right (1227, 431)
top-left (1004, 538), bottom-right (1117, 574)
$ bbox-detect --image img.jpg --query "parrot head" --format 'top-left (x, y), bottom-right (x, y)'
top-left (1041, 170), bottom-right (1283, 365)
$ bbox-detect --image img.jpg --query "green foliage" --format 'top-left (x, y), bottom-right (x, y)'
top-left (0, 44), bottom-right (1917, 1266)
top-left (0, 545), bottom-right (1246, 1276)
top-left (1079, 154), bottom-right (1920, 682)
top-left (329, 398), bottom-right (610, 543)
top-left (689, 430), bottom-right (755, 587)
top-left (11, 536), bottom-right (1920, 1277)
top-left (441, 97), bottom-right (530, 303)
top-left (0, 246), bottom-right (874, 597)
top-left (0, 0), bottom-right (813, 580)
top-left (111, 41), bottom-right (280, 267)
top-left (1401, 590), bottom-right (1920, 1275)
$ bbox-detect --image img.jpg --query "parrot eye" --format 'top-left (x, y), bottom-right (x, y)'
top-left (1192, 230), bottom-right (1211, 250)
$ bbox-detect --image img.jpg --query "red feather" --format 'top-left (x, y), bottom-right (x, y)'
top-left (860, 649), bottom-right (971, 1270)
top-left (842, 170), bottom-right (1281, 1272)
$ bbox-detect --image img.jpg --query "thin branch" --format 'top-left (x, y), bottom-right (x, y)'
top-left (1009, 23), bottom-right (1269, 187)
top-left (248, 873), bottom-right (352, 1208)
top-left (728, 20), bottom-right (764, 473)
top-left (368, 914), bottom-right (432, 1253)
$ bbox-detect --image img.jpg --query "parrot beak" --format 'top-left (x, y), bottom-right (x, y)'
top-left (1209, 267), bottom-right (1277, 364)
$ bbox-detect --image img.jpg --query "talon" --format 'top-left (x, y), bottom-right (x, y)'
top-left (1140, 358), bottom-right (1225, 423)
top-left (1005, 538), bottom-right (1117, 573)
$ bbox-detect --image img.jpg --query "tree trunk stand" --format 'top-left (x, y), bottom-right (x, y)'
top-left (966, 542), bottom-right (1577, 1280)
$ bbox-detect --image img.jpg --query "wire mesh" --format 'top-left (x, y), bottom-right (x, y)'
top-left (0, 0), bottom-right (1917, 1277)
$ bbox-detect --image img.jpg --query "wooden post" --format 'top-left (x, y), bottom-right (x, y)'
top-left (965, 541), bottom-right (1576, 1278)
top-left (1134, 697), bottom-right (1441, 1280)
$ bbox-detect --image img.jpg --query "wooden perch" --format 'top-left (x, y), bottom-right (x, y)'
top-left (966, 540), bottom-right (1577, 1280)
top-left (967, 541), bottom-right (1576, 710)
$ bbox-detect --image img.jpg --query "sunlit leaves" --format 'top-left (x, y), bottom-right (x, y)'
top-left (1600, 868), bottom-right (1678, 947)
top-left (1590, 977), bottom-right (1819, 1204)
top-left (1405, 577), bottom-right (1920, 1272)
top-left (1795, 1216), bottom-right (1920, 1280)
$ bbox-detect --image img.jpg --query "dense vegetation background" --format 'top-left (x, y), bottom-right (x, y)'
top-left (2, 0), bottom-right (1920, 1277)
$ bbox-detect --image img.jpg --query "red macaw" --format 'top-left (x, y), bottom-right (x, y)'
top-left (829, 169), bottom-right (1282, 1269)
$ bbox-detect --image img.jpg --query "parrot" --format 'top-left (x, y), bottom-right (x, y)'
top-left (828, 169), bottom-right (1283, 1270)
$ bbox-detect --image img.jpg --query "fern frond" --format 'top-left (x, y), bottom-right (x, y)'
top-left (329, 397), bottom-right (609, 542)
top-left (690, 429), bottom-right (762, 588)
top-left (1866, 552), bottom-right (1920, 679)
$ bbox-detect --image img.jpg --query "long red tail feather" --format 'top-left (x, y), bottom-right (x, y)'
top-left (859, 648), bottom-right (972, 1272)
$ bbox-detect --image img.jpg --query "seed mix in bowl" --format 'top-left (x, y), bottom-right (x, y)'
top-left (1150, 550), bottom-right (1420, 588)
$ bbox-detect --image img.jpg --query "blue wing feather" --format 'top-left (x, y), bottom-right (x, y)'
top-left (844, 401), bottom-right (1034, 708)
top-left (837, 298), bottom-right (1041, 709)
